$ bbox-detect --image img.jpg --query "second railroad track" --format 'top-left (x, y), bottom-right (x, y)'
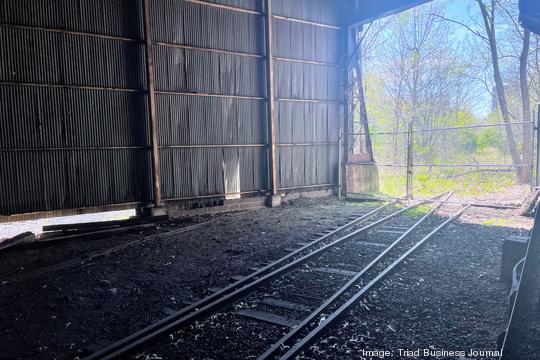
top-left (84, 192), bottom-right (468, 359)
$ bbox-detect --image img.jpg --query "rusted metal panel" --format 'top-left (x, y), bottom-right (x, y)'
top-left (0, 86), bottom-right (148, 149)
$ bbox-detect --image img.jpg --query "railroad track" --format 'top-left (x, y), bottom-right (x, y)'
top-left (83, 192), bottom-right (459, 360)
top-left (263, 202), bottom-right (470, 359)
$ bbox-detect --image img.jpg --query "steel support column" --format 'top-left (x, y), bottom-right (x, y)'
top-left (264, 0), bottom-right (277, 196)
top-left (142, 0), bottom-right (162, 207)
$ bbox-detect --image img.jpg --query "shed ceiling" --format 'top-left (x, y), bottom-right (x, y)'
top-left (520, 0), bottom-right (540, 35)
top-left (345, 0), bottom-right (433, 25)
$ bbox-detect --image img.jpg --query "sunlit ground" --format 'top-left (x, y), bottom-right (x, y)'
top-left (0, 209), bottom-right (135, 241)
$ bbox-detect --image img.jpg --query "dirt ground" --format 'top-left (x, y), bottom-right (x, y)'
top-left (0, 197), bottom-right (532, 360)
top-left (301, 205), bottom-right (531, 360)
top-left (0, 197), bottom-right (373, 360)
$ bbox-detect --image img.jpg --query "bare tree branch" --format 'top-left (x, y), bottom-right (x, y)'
top-left (429, 13), bottom-right (489, 43)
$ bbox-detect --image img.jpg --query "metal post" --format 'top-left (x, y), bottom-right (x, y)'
top-left (142, 0), bottom-right (162, 207)
top-left (339, 23), bottom-right (352, 199)
top-left (406, 121), bottom-right (414, 200)
top-left (338, 129), bottom-right (343, 198)
top-left (264, 0), bottom-right (277, 197)
top-left (536, 104), bottom-right (540, 187)
top-left (531, 109), bottom-right (537, 188)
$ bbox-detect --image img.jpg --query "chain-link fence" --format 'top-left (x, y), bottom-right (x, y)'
top-left (347, 120), bottom-right (537, 207)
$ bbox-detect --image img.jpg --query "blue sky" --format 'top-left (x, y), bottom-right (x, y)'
top-left (433, 0), bottom-right (492, 117)
top-left (446, 0), bottom-right (476, 22)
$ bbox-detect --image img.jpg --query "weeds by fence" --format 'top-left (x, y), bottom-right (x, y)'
top-left (348, 120), bottom-right (536, 205)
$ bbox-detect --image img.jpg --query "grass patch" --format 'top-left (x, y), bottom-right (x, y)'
top-left (355, 166), bottom-right (520, 199)
top-left (404, 204), bottom-right (431, 217)
top-left (481, 217), bottom-right (516, 227)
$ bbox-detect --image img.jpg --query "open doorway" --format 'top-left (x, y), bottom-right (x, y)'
top-left (346, 0), bottom-right (539, 208)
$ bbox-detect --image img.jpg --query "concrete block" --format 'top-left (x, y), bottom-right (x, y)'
top-left (346, 163), bottom-right (380, 194)
top-left (266, 195), bottom-right (282, 208)
top-left (137, 206), bottom-right (169, 218)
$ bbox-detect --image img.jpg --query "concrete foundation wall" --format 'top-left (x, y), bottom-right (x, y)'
top-left (346, 163), bottom-right (380, 194)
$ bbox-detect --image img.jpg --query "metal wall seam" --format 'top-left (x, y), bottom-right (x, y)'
top-left (166, 0), bottom-right (344, 29)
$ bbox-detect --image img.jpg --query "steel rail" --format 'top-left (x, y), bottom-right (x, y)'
top-left (83, 201), bottom-right (395, 359)
top-left (349, 194), bottom-right (519, 210)
top-left (84, 197), bottom-right (445, 359)
top-left (278, 205), bottom-right (472, 360)
top-left (257, 191), bottom-right (453, 360)
top-left (418, 198), bottom-right (519, 209)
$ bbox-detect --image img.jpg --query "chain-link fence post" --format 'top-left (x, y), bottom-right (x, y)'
top-left (406, 121), bottom-right (414, 200)
top-left (536, 104), bottom-right (540, 187)
top-left (338, 128), bottom-right (343, 198)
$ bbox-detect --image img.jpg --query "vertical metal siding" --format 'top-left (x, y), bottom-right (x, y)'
top-left (151, 0), bottom-right (268, 200)
top-left (272, 2), bottom-right (344, 190)
top-left (0, 0), bottom-right (345, 215)
top-left (272, 0), bottom-right (341, 26)
top-left (0, 0), bottom-right (150, 215)
top-left (0, 0), bottom-right (144, 38)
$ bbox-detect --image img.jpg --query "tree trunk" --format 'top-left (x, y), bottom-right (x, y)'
top-left (520, 29), bottom-right (533, 185)
top-left (392, 80), bottom-right (404, 163)
top-left (354, 30), bottom-right (374, 162)
top-left (478, 0), bottom-right (523, 179)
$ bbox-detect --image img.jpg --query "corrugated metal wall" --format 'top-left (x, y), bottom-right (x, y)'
top-left (0, 0), bottom-right (152, 215)
top-left (151, 0), bottom-right (268, 201)
top-left (0, 0), bottom-right (346, 216)
top-left (272, 0), bottom-right (344, 190)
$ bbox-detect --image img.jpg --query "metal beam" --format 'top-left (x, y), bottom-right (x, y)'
top-left (264, 0), bottom-right (277, 195)
top-left (142, 0), bottom-right (162, 207)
